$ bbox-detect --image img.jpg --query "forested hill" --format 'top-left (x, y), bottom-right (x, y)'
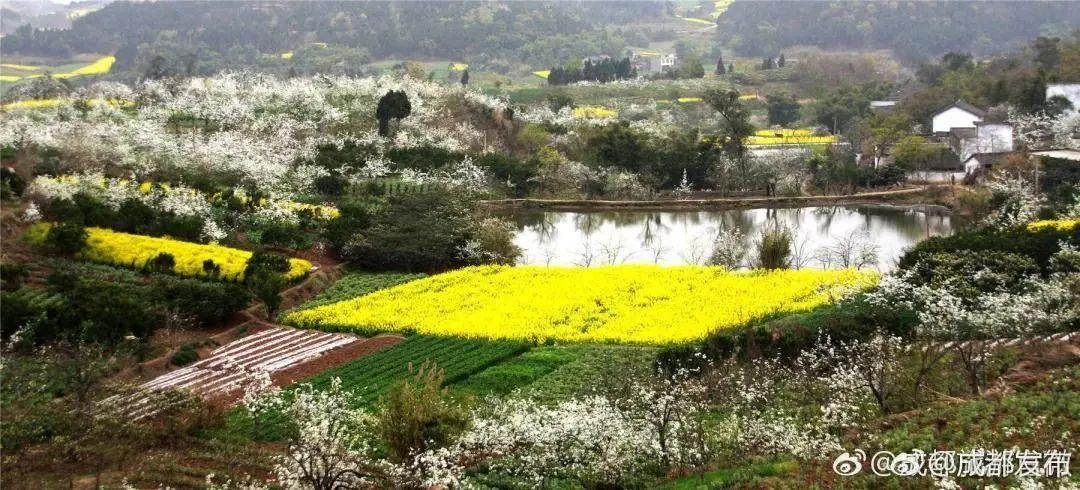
top-left (1, 1), bottom-right (662, 67)
top-left (716, 1), bottom-right (1080, 62)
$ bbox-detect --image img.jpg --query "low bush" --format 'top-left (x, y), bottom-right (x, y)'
top-left (170, 344), bottom-right (200, 366)
top-left (903, 250), bottom-right (1038, 296)
top-left (2, 262), bottom-right (250, 346)
top-left (44, 222), bottom-right (87, 255)
top-left (333, 189), bottom-right (520, 272)
top-left (658, 297), bottom-right (918, 369)
top-left (899, 223), bottom-right (1080, 273)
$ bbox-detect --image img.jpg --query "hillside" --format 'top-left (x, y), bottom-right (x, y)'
top-left (0, 1), bottom-right (664, 70)
top-left (716, 1), bottom-right (1080, 62)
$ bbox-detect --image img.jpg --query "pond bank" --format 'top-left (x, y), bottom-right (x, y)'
top-left (483, 186), bottom-right (937, 211)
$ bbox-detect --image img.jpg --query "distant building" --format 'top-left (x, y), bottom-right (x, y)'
top-left (1046, 83), bottom-right (1080, 116)
top-left (870, 100), bottom-right (897, 114)
top-left (659, 53), bottom-right (678, 71)
top-left (950, 121), bottom-right (1014, 162)
top-left (931, 99), bottom-right (986, 135)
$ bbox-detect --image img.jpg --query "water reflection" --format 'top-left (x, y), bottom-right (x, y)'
top-left (506, 205), bottom-right (952, 271)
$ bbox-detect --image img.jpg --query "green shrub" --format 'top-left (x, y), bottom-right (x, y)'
top-left (0, 262), bottom-right (29, 290)
top-left (754, 224), bottom-right (792, 269)
top-left (170, 344), bottom-right (200, 366)
top-left (44, 222), bottom-right (88, 255)
top-left (160, 278), bottom-right (251, 325)
top-left (377, 361), bottom-right (469, 463)
top-left (658, 298), bottom-right (918, 369)
top-left (0, 168), bottom-right (26, 199)
top-left (904, 250), bottom-right (1038, 296)
top-left (339, 189), bottom-right (520, 272)
top-left (244, 250), bottom-right (290, 277)
top-left (899, 224), bottom-right (1080, 273)
top-left (145, 252), bottom-right (176, 274)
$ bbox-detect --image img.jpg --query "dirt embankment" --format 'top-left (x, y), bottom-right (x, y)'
top-left (482, 186), bottom-right (941, 212)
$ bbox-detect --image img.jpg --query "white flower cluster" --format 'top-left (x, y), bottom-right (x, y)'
top-left (985, 174), bottom-right (1045, 229)
top-left (0, 74), bottom-right (507, 194)
top-left (867, 267), bottom-right (1074, 341)
top-left (25, 173), bottom-right (336, 242)
top-left (716, 341), bottom-right (872, 459)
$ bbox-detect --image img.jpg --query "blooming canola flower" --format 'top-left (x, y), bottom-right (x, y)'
top-left (285, 265), bottom-right (876, 344)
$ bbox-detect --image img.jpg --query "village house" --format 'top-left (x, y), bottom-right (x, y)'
top-left (930, 99), bottom-right (986, 135)
top-left (950, 121), bottom-right (1015, 162)
top-left (659, 53), bottom-right (678, 71)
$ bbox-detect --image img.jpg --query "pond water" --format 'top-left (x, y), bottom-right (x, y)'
top-left (506, 205), bottom-right (953, 271)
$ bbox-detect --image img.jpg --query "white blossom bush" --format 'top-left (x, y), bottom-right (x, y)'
top-left (984, 174), bottom-right (1044, 229)
top-left (247, 378), bottom-right (395, 489)
top-left (0, 74), bottom-right (507, 195)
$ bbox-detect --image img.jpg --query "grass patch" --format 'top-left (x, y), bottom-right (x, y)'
top-left (450, 345), bottom-right (582, 397)
top-left (288, 270), bottom-right (425, 312)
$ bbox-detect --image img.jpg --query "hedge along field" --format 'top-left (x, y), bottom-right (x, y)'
top-left (26, 224), bottom-right (312, 281)
top-left (285, 265), bottom-right (877, 344)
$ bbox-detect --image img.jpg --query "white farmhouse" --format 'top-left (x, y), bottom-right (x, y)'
top-left (1046, 83), bottom-right (1080, 116)
top-left (659, 53), bottom-right (678, 71)
top-left (931, 99), bottom-right (986, 134)
top-left (950, 121), bottom-right (1014, 162)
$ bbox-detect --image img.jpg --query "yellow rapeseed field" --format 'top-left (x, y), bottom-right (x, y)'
top-left (573, 105), bottom-right (618, 119)
top-left (746, 129), bottom-right (837, 146)
top-left (1026, 218), bottom-right (1080, 232)
top-left (285, 265), bottom-right (876, 344)
top-left (26, 224), bottom-right (312, 281)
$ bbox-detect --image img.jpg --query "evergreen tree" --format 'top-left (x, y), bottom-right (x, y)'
top-left (778, 53), bottom-right (786, 68)
top-left (460, 69), bottom-right (469, 86)
top-left (716, 52), bottom-right (726, 75)
top-left (728, 63), bottom-right (735, 73)
top-left (375, 90), bottom-right (412, 137)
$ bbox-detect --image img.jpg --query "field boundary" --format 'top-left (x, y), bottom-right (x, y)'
top-left (481, 187), bottom-right (934, 211)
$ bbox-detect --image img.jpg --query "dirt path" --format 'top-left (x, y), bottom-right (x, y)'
top-left (482, 186), bottom-right (936, 211)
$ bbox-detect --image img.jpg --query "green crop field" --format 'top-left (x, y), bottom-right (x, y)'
top-left (304, 335), bottom-right (530, 404)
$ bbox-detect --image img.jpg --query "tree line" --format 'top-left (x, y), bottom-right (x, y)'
top-left (546, 57), bottom-right (637, 85)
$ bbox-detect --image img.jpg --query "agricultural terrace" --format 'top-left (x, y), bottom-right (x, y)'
top-left (0, 55), bottom-right (115, 82)
top-left (26, 224), bottom-right (312, 281)
top-left (285, 265), bottom-right (876, 344)
top-left (746, 128), bottom-right (838, 146)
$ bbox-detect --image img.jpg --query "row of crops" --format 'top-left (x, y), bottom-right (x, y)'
top-left (303, 335), bottom-right (531, 405)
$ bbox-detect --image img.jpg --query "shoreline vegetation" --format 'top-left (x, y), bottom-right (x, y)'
top-left (482, 186), bottom-right (939, 211)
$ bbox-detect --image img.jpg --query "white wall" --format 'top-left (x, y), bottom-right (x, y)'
top-left (910, 170), bottom-right (966, 183)
top-left (932, 107), bottom-right (982, 133)
top-left (956, 123), bottom-right (1013, 161)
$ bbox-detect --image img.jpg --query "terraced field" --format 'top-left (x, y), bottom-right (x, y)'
top-left (304, 335), bottom-right (531, 405)
top-left (115, 326), bottom-right (398, 419)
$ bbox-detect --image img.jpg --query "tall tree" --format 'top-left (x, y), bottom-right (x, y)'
top-left (375, 90), bottom-right (412, 137)
top-left (460, 69), bottom-right (469, 86)
top-left (777, 53), bottom-right (786, 68)
top-left (705, 89), bottom-right (754, 176)
top-left (766, 92), bottom-right (801, 126)
top-left (716, 51), bottom-right (726, 75)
